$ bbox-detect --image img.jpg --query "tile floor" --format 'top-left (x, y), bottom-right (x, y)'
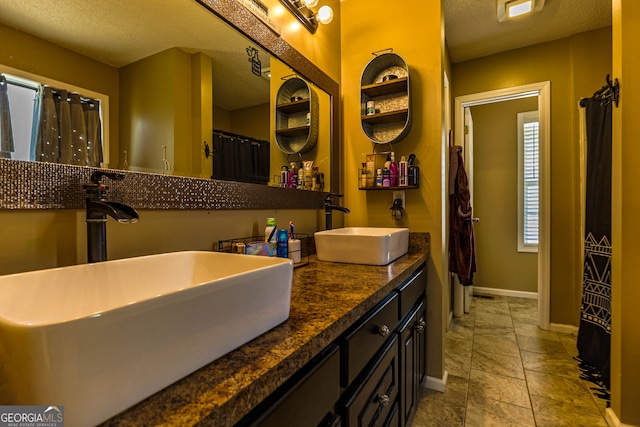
top-left (413, 296), bottom-right (609, 427)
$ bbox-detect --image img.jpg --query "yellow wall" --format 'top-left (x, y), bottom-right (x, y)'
top-left (262, 0), bottom-right (342, 83)
top-left (230, 104), bottom-right (270, 141)
top-left (0, 209), bottom-right (322, 276)
top-left (452, 27), bottom-right (612, 326)
top-left (341, 0), bottom-right (446, 380)
top-left (470, 97), bottom-right (539, 292)
top-left (120, 48), bottom-right (198, 176)
top-left (612, 0), bottom-right (640, 424)
top-left (0, 23), bottom-right (120, 166)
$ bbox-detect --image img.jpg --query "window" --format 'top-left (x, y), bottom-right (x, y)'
top-left (518, 110), bottom-right (539, 252)
top-left (1, 67), bottom-right (109, 165)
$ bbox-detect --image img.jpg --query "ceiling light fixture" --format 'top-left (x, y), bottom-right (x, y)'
top-left (497, 0), bottom-right (545, 22)
top-left (278, 0), bottom-right (334, 33)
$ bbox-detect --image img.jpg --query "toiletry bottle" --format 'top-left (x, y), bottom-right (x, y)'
top-left (360, 163), bottom-right (368, 188)
top-left (288, 162), bottom-right (297, 188)
top-left (298, 163), bottom-right (304, 189)
top-left (382, 168), bottom-right (391, 187)
top-left (276, 229), bottom-right (288, 258)
top-left (303, 161), bottom-right (314, 189)
top-left (280, 165), bottom-right (288, 188)
top-left (389, 152), bottom-right (398, 187)
top-left (265, 218), bottom-right (276, 242)
top-left (376, 168), bottom-right (383, 187)
top-left (384, 153), bottom-right (391, 171)
top-left (408, 154), bottom-right (420, 187)
top-left (399, 155), bottom-right (408, 187)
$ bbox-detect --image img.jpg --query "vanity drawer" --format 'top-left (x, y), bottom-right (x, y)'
top-left (395, 266), bottom-right (426, 319)
top-left (342, 334), bottom-right (400, 427)
top-left (341, 292), bottom-right (399, 386)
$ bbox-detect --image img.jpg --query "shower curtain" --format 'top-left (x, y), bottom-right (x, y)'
top-left (31, 85), bottom-right (102, 166)
top-left (0, 75), bottom-right (15, 159)
top-left (577, 94), bottom-right (612, 393)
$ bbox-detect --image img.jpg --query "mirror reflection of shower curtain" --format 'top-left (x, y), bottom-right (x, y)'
top-left (0, 75), bottom-right (15, 159)
top-left (577, 96), bottom-right (612, 392)
top-left (31, 86), bottom-right (102, 166)
top-left (33, 86), bottom-right (60, 163)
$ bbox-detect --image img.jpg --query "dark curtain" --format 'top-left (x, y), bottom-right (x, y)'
top-left (211, 131), bottom-right (270, 184)
top-left (0, 75), bottom-right (15, 159)
top-left (577, 96), bottom-right (612, 392)
top-left (31, 86), bottom-right (102, 166)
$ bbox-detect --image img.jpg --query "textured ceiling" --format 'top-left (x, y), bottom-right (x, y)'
top-left (445, 0), bottom-right (612, 63)
top-left (0, 0), bottom-right (271, 111)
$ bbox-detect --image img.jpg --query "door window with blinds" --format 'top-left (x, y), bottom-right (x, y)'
top-left (517, 110), bottom-right (539, 252)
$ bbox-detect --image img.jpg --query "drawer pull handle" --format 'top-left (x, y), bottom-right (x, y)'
top-left (416, 320), bottom-right (426, 333)
top-left (378, 394), bottom-right (390, 408)
top-left (378, 324), bottom-right (391, 337)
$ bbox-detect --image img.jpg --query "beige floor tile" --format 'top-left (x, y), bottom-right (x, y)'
top-left (413, 394), bottom-right (465, 427)
top-left (422, 374), bottom-right (468, 408)
top-left (516, 335), bottom-right (568, 355)
top-left (557, 332), bottom-right (579, 357)
top-left (468, 369), bottom-right (531, 409)
top-left (471, 348), bottom-right (525, 379)
top-left (511, 310), bottom-right (538, 325)
top-left (475, 312), bottom-right (514, 328)
top-left (514, 322), bottom-right (560, 341)
top-left (446, 348), bottom-right (472, 378)
top-left (506, 297), bottom-right (537, 307)
top-left (446, 333), bottom-right (473, 357)
top-left (531, 394), bottom-right (607, 427)
top-left (525, 370), bottom-right (598, 410)
top-left (521, 350), bottom-right (580, 379)
top-left (474, 302), bottom-right (511, 316)
top-left (472, 322), bottom-right (515, 337)
top-left (473, 333), bottom-right (520, 357)
top-left (465, 394), bottom-right (535, 427)
top-left (448, 316), bottom-right (476, 339)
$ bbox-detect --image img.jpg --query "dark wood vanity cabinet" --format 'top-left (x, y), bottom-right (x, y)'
top-left (237, 264), bottom-right (426, 427)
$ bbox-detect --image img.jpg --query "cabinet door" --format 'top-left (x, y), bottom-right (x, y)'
top-left (397, 301), bottom-right (423, 427)
top-left (343, 334), bottom-right (399, 427)
top-left (416, 301), bottom-right (427, 386)
top-left (240, 344), bottom-right (341, 427)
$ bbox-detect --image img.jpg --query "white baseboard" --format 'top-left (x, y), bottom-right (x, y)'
top-left (549, 323), bottom-right (579, 335)
top-left (473, 286), bottom-right (538, 299)
top-left (425, 370), bottom-right (448, 393)
top-left (605, 407), bottom-right (638, 427)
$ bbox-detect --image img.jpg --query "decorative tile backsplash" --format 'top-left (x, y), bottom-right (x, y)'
top-left (0, 159), bottom-right (326, 210)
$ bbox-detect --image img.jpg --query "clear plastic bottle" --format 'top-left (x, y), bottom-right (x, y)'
top-left (265, 217), bottom-right (276, 242)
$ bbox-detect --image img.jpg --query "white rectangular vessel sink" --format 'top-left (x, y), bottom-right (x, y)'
top-left (315, 227), bottom-right (410, 265)
top-left (0, 251), bottom-right (293, 426)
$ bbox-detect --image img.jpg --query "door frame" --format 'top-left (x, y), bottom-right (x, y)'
top-left (454, 81), bottom-right (551, 330)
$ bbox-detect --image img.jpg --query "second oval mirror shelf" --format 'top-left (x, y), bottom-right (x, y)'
top-left (275, 77), bottom-right (319, 154)
top-left (360, 50), bottom-right (411, 144)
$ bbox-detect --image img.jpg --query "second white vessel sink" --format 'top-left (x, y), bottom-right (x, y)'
top-left (315, 227), bottom-right (409, 265)
top-left (0, 251), bottom-right (293, 426)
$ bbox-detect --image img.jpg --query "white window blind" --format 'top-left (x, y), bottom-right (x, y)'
top-left (518, 111), bottom-right (539, 252)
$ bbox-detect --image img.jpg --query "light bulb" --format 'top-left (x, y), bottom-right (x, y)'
top-left (302, 0), bottom-right (319, 7)
top-left (316, 5), bottom-right (333, 24)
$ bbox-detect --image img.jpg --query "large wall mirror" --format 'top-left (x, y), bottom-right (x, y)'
top-left (0, 0), bottom-right (339, 195)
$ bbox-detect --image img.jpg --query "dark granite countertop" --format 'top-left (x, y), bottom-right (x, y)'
top-left (101, 233), bottom-right (430, 427)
